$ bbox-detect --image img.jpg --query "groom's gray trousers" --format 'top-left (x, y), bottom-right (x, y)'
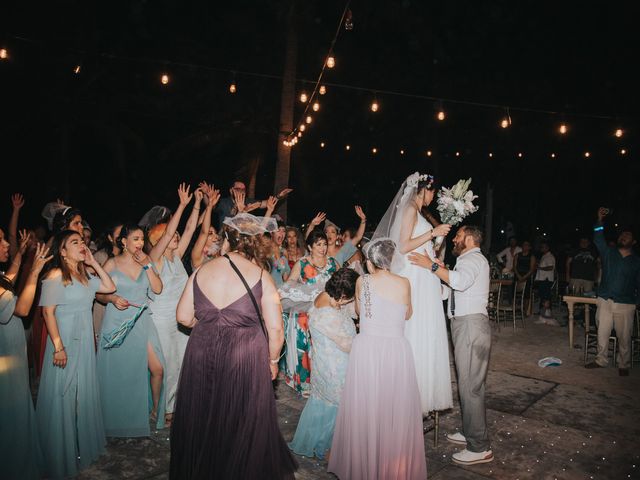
top-left (450, 313), bottom-right (492, 452)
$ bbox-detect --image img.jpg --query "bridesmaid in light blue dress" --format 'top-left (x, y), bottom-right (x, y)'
top-left (0, 230), bottom-right (49, 480)
top-left (97, 223), bottom-right (166, 436)
top-left (37, 230), bottom-right (115, 479)
top-left (289, 267), bottom-right (359, 459)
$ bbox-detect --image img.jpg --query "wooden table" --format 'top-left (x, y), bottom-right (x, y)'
top-left (491, 278), bottom-right (514, 287)
top-left (563, 295), bottom-right (598, 348)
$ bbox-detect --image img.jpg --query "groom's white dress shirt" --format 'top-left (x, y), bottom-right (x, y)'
top-left (446, 247), bottom-right (490, 318)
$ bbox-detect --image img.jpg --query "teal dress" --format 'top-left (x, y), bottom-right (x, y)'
top-left (0, 290), bottom-right (43, 480)
top-left (289, 305), bottom-right (355, 459)
top-left (37, 276), bottom-right (105, 479)
top-left (97, 268), bottom-right (166, 436)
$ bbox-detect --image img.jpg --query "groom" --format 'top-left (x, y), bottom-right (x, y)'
top-left (409, 225), bottom-right (493, 466)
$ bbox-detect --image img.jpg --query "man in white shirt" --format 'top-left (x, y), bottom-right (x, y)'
top-left (496, 237), bottom-right (522, 274)
top-left (409, 225), bottom-right (493, 466)
top-left (534, 241), bottom-right (556, 322)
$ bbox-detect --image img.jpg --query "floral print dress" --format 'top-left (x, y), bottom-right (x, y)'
top-left (280, 256), bottom-right (338, 396)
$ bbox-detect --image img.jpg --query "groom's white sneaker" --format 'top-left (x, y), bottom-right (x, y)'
top-left (452, 448), bottom-right (494, 465)
top-left (446, 432), bottom-right (467, 445)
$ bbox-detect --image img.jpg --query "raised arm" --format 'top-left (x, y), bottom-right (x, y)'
top-left (177, 188), bottom-right (213, 258)
top-left (5, 230), bottom-right (30, 283)
top-left (593, 208), bottom-right (608, 256)
top-left (149, 183), bottom-right (192, 263)
top-left (191, 187), bottom-right (219, 269)
top-left (350, 206), bottom-right (367, 245)
top-left (261, 273), bottom-right (285, 380)
top-left (8, 194), bottom-right (24, 258)
top-left (305, 212), bottom-right (327, 239)
top-left (14, 243), bottom-right (52, 316)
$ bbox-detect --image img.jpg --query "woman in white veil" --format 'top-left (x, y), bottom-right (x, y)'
top-left (372, 172), bottom-right (453, 414)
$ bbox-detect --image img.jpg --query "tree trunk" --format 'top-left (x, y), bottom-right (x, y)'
top-left (273, 1), bottom-right (297, 222)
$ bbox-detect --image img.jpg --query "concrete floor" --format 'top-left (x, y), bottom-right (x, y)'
top-left (77, 313), bottom-right (640, 480)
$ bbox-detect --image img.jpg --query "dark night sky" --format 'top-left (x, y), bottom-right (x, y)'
top-left (1, 1), bottom-right (638, 248)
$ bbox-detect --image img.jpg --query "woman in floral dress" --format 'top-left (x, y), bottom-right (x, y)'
top-left (279, 230), bottom-right (339, 396)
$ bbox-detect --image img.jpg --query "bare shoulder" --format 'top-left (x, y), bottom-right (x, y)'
top-left (44, 268), bottom-right (62, 280)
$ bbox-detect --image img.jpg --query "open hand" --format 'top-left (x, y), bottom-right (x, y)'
top-left (266, 196), bottom-right (278, 211)
top-left (83, 248), bottom-right (99, 268)
top-left (11, 193), bottom-right (25, 210)
top-left (232, 190), bottom-right (246, 212)
top-left (208, 187), bottom-right (221, 208)
top-left (31, 243), bottom-right (53, 274)
top-left (408, 250), bottom-right (433, 269)
top-left (18, 229), bottom-right (31, 255)
top-left (597, 207), bottom-right (608, 222)
top-left (310, 212), bottom-right (327, 226)
top-left (178, 183), bottom-right (193, 206)
top-left (354, 205), bottom-right (366, 221)
top-left (194, 188), bottom-right (204, 204)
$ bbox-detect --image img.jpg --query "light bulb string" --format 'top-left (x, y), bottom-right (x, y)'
top-left (5, 32), bottom-right (631, 122)
top-left (290, 0), bottom-right (353, 140)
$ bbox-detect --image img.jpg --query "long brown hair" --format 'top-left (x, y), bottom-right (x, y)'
top-left (47, 230), bottom-right (91, 286)
top-left (222, 225), bottom-right (269, 270)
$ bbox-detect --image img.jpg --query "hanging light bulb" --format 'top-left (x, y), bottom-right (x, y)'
top-left (319, 85), bottom-right (327, 95)
top-left (426, 150), bottom-right (432, 156)
top-left (559, 124), bottom-right (568, 134)
top-left (400, 149), bottom-right (405, 155)
top-left (344, 9), bottom-right (354, 31)
top-left (621, 149), bottom-right (627, 155)
top-left (518, 152), bottom-right (523, 158)
top-left (372, 147), bottom-right (378, 154)
top-left (229, 82), bottom-right (237, 93)
top-left (500, 118), bottom-right (510, 128)
top-left (615, 128), bottom-right (624, 138)
top-left (371, 100), bottom-right (379, 112)
top-left (73, 65), bottom-right (81, 74)
top-left (345, 145), bottom-right (351, 151)
top-left (297, 131), bottom-right (303, 138)
top-left (0, 48), bottom-right (8, 60)
top-left (437, 110), bottom-right (446, 121)
top-left (299, 124), bottom-right (306, 132)
top-left (455, 152), bottom-right (460, 157)
top-left (584, 151), bottom-right (590, 158)
top-left (305, 115), bottom-right (312, 124)
top-left (320, 142), bottom-right (325, 148)
top-left (312, 102), bottom-right (320, 112)
top-left (161, 74), bottom-right (170, 85)
top-left (326, 55), bottom-right (336, 68)
top-left (489, 152), bottom-right (493, 158)
top-left (299, 92), bottom-right (308, 103)
top-left (283, 140), bottom-right (289, 146)
top-left (551, 153), bottom-right (556, 158)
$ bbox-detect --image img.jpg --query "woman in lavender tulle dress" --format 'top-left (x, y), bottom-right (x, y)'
top-left (328, 238), bottom-right (426, 480)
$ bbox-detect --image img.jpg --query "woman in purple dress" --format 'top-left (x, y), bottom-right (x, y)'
top-left (170, 213), bottom-right (297, 479)
top-left (329, 238), bottom-right (427, 480)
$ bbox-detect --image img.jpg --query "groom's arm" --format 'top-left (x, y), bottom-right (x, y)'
top-left (408, 252), bottom-right (478, 292)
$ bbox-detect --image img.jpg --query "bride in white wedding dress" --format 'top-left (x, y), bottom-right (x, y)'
top-left (372, 172), bottom-right (453, 414)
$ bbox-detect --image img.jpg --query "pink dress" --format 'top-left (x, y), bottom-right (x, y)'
top-left (328, 275), bottom-right (427, 480)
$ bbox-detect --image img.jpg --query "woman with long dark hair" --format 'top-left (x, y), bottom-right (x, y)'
top-left (170, 214), bottom-right (297, 479)
top-left (37, 230), bottom-right (115, 478)
top-left (0, 228), bottom-right (50, 479)
top-left (92, 221), bottom-right (123, 338)
top-left (96, 223), bottom-right (165, 435)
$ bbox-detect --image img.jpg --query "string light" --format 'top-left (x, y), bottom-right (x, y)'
top-left (345, 145), bottom-right (351, 151)
top-left (371, 100), bottom-right (379, 112)
top-left (500, 117), bottom-right (510, 128)
top-left (455, 151), bottom-right (460, 157)
top-left (584, 151), bottom-right (591, 157)
top-left (319, 85), bottom-right (327, 95)
top-left (305, 115), bottom-right (312, 124)
top-left (559, 124), bottom-right (568, 134)
top-left (621, 149), bottom-right (627, 155)
top-left (551, 153), bottom-right (556, 158)
top-left (437, 110), bottom-right (446, 121)
top-left (372, 147), bottom-right (377, 154)
top-left (312, 102), bottom-right (320, 112)
top-left (518, 152), bottom-right (523, 158)
top-left (160, 73), bottom-right (170, 85)
top-left (0, 48), bottom-right (8, 60)
top-left (297, 131), bottom-right (303, 137)
top-left (615, 128), bottom-right (624, 138)
top-left (400, 149), bottom-right (405, 155)
top-left (299, 92), bottom-right (308, 103)
top-left (73, 65), bottom-right (81, 74)
top-left (299, 124), bottom-right (306, 132)
top-left (426, 150), bottom-right (432, 156)
top-left (320, 142), bottom-right (325, 148)
top-left (229, 81), bottom-right (237, 93)
top-left (326, 55), bottom-right (336, 68)
top-left (489, 152), bottom-right (493, 157)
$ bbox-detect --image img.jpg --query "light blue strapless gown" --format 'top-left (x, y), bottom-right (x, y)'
top-left (0, 290), bottom-right (43, 480)
top-left (97, 268), bottom-right (166, 436)
top-left (37, 276), bottom-right (105, 479)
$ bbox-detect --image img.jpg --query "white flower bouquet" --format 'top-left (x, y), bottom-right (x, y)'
top-left (434, 178), bottom-right (479, 247)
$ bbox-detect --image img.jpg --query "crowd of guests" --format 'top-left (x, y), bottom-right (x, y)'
top-left (1, 178), bottom-right (637, 480)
